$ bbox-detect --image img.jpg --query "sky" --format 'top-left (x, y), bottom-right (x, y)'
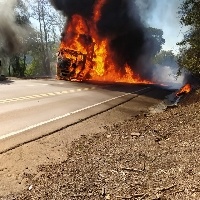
top-left (141, 0), bottom-right (187, 53)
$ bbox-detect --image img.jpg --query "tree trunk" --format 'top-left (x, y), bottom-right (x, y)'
top-left (41, 2), bottom-right (50, 75)
top-left (19, 54), bottom-right (26, 77)
top-left (37, 0), bottom-right (46, 76)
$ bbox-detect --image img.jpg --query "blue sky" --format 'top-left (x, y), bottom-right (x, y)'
top-left (144, 0), bottom-right (187, 53)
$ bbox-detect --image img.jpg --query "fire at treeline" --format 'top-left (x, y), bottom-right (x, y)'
top-left (0, 0), bottom-right (197, 87)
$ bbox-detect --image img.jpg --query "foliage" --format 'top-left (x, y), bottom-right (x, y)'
top-left (15, 0), bottom-right (30, 26)
top-left (153, 50), bottom-right (178, 67)
top-left (8, 0), bottom-right (31, 77)
top-left (177, 0), bottom-right (200, 76)
top-left (27, 0), bottom-right (64, 75)
top-left (146, 27), bottom-right (165, 56)
top-left (0, 0), bottom-right (63, 77)
top-left (10, 55), bottom-right (25, 77)
top-left (25, 57), bottom-right (43, 77)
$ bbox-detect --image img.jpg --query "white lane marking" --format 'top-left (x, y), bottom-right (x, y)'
top-left (47, 93), bottom-right (56, 96)
top-left (0, 87), bottom-right (95, 104)
top-left (55, 92), bottom-right (62, 95)
top-left (0, 87), bottom-right (149, 140)
top-left (40, 94), bottom-right (49, 97)
top-left (62, 91), bottom-right (68, 94)
top-left (27, 84), bottom-right (49, 87)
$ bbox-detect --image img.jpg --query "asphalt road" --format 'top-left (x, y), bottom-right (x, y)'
top-left (0, 79), bottom-right (148, 134)
top-left (0, 78), bottom-right (169, 152)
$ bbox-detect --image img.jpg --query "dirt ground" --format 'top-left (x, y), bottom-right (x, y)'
top-left (0, 87), bottom-right (200, 199)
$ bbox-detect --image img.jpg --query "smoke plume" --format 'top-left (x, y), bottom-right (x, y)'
top-left (0, 0), bottom-right (26, 54)
top-left (49, 0), bottom-right (96, 19)
top-left (50, 0), bottom-right (158, 80)
top-left (50, 0), bottom-right (188, 87)
top-left (135, 0), bottom-right (189, 87)
top-left (136, 0), bottom-right (184, 52)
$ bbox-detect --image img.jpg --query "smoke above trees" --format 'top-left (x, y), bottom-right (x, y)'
top-left (0, 0), bottom-right (28, 54)
top-left (49, 0), bottom-right (167, 80)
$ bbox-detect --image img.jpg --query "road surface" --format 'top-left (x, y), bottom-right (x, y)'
top-left (0, 78), bottom-right (168, 152)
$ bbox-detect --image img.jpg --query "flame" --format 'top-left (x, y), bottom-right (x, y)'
top-left (94, 0), bottom-right (107, 22)
top-left (176, 83), bottom-right (191, 96)
top-left (58, 7), bottom-right (152, 84)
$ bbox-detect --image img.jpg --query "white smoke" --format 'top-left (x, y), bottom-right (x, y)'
top-left (134, 0), bottom-right (188, 88)
top-left (0, 0), bottom-right (28, 54)
top-left (152, 64), bottom-right (186, 89)
top-left (136, 0), bottom-right (185, 53)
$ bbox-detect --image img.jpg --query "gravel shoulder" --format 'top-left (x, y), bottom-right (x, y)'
top-left (0, 87), bottom-right (200, 199)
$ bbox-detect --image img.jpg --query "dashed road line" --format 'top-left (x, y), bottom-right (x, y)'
top-left (41, 84), bottom-right (49, 86)
top-left (0, 87), bottom-right (96, 104)
top-left (0, 87), bottom-right (149, 140)
top-left (26, 84), bottom-right (49, 87)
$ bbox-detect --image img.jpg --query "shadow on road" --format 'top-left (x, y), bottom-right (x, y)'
top-left (72, 80), bottom-right (175, 102)
top-left (0, 80), bottom-right (15, 85)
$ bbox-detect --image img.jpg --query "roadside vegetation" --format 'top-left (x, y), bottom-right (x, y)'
top-left (177, 0), bottom-right (200, 77)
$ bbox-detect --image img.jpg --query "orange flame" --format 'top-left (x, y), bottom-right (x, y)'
top-left (94, 0), bottom-right (107, 22)
top-left (58, 11), bottom-right (152, 84)
top-left (176, 83), bottom-right (191, 96)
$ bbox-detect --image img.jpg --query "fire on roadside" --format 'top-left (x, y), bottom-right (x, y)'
top-left (58, 1), bottom-right (152, 84)
top-left (176, 83), bottom-right (192, 97)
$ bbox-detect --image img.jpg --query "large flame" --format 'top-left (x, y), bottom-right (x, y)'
top-left (58, 3), bottom-right (152, 84)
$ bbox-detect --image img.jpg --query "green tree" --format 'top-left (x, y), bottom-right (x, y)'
top-left (153, 50), bottom-right (178, 67)
top-left (10, 0), bottom-right (31, 77)
top-left (28, 0), bottom-right (64, 76)
top-left (178, 0), bottom-right (200, 76)
top-left (146, 27), bottom-right (165, 56)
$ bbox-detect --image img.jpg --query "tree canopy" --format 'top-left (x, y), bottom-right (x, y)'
top-left (178, 0), bottom-right (200, 76)
top-left (153, 50), bottom-right (177, 67)
top-left (146, 27), bottom-right (165, 56)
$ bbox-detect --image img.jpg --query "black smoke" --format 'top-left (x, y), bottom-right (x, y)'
top-left (0, 24), bottom-right (21, 54)
top-left (50, 0), bottom-right (158, 80)
top-left (97, 0), bottom-right (149, 76)
top-left (49, 0), bottom-right (96, 19)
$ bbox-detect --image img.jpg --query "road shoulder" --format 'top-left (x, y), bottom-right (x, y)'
top-left (0, 88), bottom-right (169, 196)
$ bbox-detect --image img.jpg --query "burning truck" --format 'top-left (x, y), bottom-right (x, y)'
top-left (56, 48), bottom-right (87, 80)
top-left (53, 0), bottom-right (193, 89)
top-left (55, 13), bottom-right (151, 84)
top-left (53, 0), bottom-right (154, 84)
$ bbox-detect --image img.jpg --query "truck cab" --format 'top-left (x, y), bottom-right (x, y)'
top-left (56, 48), bottom-right (86, 81)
